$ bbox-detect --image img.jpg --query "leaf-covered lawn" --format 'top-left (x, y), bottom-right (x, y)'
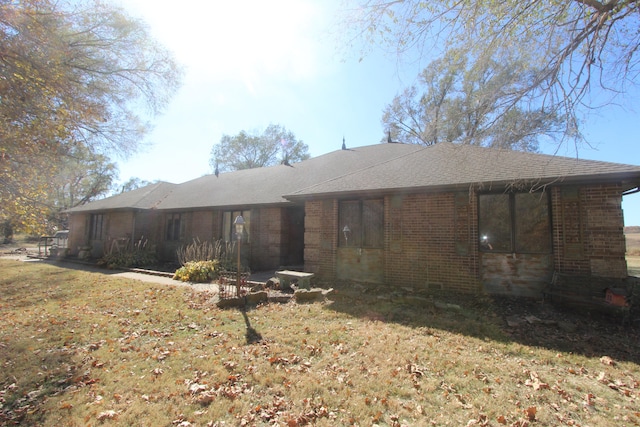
top-left (0, 259), bottom-right (639, 426)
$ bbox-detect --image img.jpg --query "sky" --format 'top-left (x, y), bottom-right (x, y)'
top-left (116, 0), bottom-right (640, 226)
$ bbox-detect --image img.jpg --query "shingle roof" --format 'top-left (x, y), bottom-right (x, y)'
top-left (67, 181), bottom-right (177, 213)
top-left (67, 143), bottom-right (640, 213)
top-left (155, 143), bottom-right (423, 209)
top-left (286, 143), bottom-right (640, 198)
top-left (66, 143), bottom-right (423, 212)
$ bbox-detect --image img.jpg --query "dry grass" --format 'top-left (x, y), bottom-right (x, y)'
top-left (1, 259), bottom-right (639, 426)
top-left (626, 231), bottom-right (640, 276)
top-left (627, 232), bottom-right (640, 256)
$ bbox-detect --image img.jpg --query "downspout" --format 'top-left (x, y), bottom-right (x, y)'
top-left (622, 186), bottom-right (640, 196)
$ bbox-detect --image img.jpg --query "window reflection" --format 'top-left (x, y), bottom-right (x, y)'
top-left (478, 192), bottom-right (551, 253)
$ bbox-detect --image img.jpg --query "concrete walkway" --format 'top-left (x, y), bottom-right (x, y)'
top-left (1, 250), bottom-right (275, 292)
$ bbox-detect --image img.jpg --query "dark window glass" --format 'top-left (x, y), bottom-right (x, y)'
top-left (339, 199), bottom-right (383, 248)
top-left (515, 193), bottom-right (551, 253)
top-left (362, 199), bottom-right (384, 248)
top-left (479, 192), bottom-right (551, 253)
top-left (166, 213), bottom-right (184, 241)
top-left (478, 194), bottom-right (511, 252)
top-left (89, 214), bottom-right (104, 240)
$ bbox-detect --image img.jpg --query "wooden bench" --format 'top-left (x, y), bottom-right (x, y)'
top-left (543, 272), bottom-right (633, 322)
top-left (275, 270), bottom-right (314, 290)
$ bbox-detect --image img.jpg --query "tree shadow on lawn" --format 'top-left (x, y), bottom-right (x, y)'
top-left (241, 307), bottom-right (264, 345)
top-left (323, 282), bottom-right (640, 365)
top-left (0, 343), bottom-right (82, 425)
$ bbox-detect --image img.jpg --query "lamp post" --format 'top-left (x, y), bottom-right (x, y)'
top-left (233, 215), bottom-right (245, 297)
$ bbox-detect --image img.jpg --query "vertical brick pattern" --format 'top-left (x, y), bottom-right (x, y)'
top-left (583, 184), bottom-right (627, 277)
top-left (320, 200), bottom-right (338, 279)
top-left (104, 212), bottom-right (133, 240)
top-left (189, 211), bottom-right (215, 241)
top-left (304, 200), bottom-right (337, 279)
top-left (303, 200), bottom-right (322, 273)
top-left (553, 184), bottom-right (627, 278)
top-left (306, 192), bottom-right (480, 291)
top-left (385, 192), bottom-right (480, 293)
top-left (68, 213), bottom-right (88, 255)
top-left (251, 207), bottom-right (284, 271)
top-left (552, 187), bottom-right (589, 274)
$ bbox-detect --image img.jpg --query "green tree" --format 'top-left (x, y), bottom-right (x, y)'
top-left (0, 0), bottom-right (182, 234)
top-left (119, 177), bottom-right (153, 193)
top-left (383, 49), bottom-right (566, 151)
top-left (210, 124), bottom-right (310, 172)
top-left (48, 145), bottom-right (118, 230)
top-left (346, 0), bottom-right (639, 134)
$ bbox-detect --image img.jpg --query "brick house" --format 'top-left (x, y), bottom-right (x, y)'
top-left (66, 142), bottom-right (640, 297)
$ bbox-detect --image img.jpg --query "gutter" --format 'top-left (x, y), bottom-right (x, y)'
top-left (623, 186), bottom-right (640, 196)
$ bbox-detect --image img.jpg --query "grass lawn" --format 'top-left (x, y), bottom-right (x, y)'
top-left (627, 231), bottom-right (640, 276)
top-left (1, 259), bottom-right (639, 426)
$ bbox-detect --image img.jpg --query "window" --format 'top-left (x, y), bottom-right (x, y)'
top-left (89, 214), bottom-right (104, 240)
top-left (339, 199), bottom-right (384, 248)
top-left (222, 210), bottom-right (251, 243)
top-left (166, 213), bottom-right (184, 241)
top-left (478, 192), bottom-right (551, 253)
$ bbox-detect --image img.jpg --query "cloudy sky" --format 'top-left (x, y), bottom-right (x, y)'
top-left (116, 0), bottom-right (640, 226)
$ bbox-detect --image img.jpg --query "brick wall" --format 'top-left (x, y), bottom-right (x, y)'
top-left (304, 192), bottom-right (480, 292)
top-left (303, 201), bottom-right (322, 274)
top-left (188, 211), bottom-right (215, 241)
top-left (385, 192), bottom-right (481, 293)
top-left (553, 184), bottom-right (628, 278)
top-left (304, 182), bottom-right (629, 292)
top-left (68, 213), bottom-right (87, 255)
top-left (250, 207), bottom-right (285, 271)
top-left (304, 200), bottom-right (337, 278)
top-left (134, 211), bottom-right (161, 245)
top-left (106, 212), bottom-right (135, 241)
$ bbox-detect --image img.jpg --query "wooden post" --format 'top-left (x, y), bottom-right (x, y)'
top-left (236, 237), bottom-right (241, 297)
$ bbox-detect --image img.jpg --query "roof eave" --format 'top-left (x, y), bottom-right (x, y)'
top-left (284, 172), bottom-right (640, 201)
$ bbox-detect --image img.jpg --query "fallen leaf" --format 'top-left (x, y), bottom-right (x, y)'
top-left (584, 393), bottom-right (595, 406)
top-left (524, 406), bottom-right (537, 421)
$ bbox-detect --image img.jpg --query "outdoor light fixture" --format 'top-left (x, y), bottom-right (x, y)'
top-left (234, 215), bottom-right (245, 237)
top-left (343, 225), bottom-right (350, 245)
top-left (234, 215), bottom-right (245, 297)
top-left (481, 234), bottom-right (493, 250)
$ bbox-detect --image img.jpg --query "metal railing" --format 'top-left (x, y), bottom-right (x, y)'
top-left (218, 271), bottom-right (252, 299)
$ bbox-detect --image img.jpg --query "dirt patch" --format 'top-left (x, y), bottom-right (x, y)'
top-left (489, 295), bottom-right (639, 363)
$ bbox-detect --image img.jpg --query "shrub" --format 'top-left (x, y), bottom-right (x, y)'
top-left (173, 260), bottom-right (219, 283)
top-left (177, 238), bottom-right (218, 265)
top-left (97, 249), bottom-right (158, 269)
top-left (176, 238), bottom-right (238, 271)
top-left (97, 237), bottom-right (157, 269)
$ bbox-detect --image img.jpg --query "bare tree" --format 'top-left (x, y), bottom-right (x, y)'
top-left (345, 0), bottom-right (640, 141)
top-left (210, 124), bottom-right (310, 173)
top-left (383, 48), bottom-right (566, 150)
